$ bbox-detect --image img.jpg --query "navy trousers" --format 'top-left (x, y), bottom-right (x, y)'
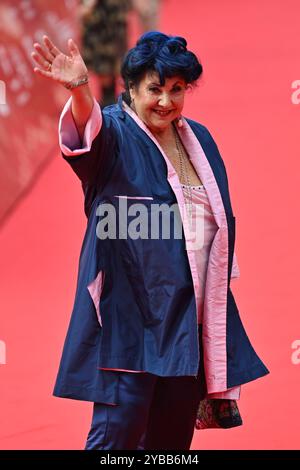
top-left (85, 326), bottom-right (206, 450)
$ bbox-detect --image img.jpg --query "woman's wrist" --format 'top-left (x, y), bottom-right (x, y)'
top-left (70, 81), bottom-right (93, 101)
top-left (64, 74), bottom-right (89, 91)
top-left (70, 80), bottom-right (94, 140)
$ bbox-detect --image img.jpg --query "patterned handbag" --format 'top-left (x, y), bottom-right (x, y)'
top-left (195, 398), bottom-right (243, 430)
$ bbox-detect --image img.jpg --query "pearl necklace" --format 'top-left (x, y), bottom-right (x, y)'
top-left (172, 122), bottom-right (194, 227)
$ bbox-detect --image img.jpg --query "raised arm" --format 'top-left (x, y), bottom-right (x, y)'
top-left (31, 35), bottom-right (118, 192)
top-left (31, 35), bottom-right (93, 143)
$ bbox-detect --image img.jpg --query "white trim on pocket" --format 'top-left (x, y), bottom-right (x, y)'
top-left (113, 195), bottom-right (154, 200)
top-left (87, 270), bottom-right (105, 327)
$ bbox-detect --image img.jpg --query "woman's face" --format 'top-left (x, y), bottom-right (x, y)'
top-left (129, 71), bottom-right (187, 134)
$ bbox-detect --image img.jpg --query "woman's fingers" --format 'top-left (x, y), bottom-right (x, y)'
top-left (33, 67), bottom-right (52, 79)
top-left (31, 35), bottom-right (65, 82)
top-left (33, 42), bottom-right (54, 64)
top-left (43, 35), bottom-right (61, 58)
top-left (31, 51), bottom-right (52, 71)
top-left (67, 38), bottom-right (80, 57)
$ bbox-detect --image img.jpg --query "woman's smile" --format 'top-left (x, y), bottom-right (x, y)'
top-left (152, 109), bottom-right (174, 118)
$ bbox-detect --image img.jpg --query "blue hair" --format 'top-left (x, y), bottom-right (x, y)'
top-left (121, 31), bottom-right (203, 97)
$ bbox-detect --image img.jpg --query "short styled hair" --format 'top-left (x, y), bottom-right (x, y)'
top-left (121, 31), bottom-right (203, 100)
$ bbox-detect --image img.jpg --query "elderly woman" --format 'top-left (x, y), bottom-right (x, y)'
top-left (31, 31), bottom-right (269, 450)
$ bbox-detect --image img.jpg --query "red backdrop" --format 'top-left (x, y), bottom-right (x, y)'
top-left (0, 0), bottom-right (299, 449)
top-left (0, 0), bottom-right (79, 224)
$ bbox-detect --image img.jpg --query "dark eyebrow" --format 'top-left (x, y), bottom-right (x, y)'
top-left (148, 81), bottom-right (184, 87)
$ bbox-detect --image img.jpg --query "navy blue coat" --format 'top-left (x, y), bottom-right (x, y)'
top-left (53, 93), bottom-right (269, 404)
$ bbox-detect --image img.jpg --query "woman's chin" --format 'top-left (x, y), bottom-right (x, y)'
top-left (147, 117), bottom-right (173, 133)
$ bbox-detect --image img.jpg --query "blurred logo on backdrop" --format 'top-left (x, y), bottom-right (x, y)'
top-left (0, 340), bottom-right (6, 365)
top-left (291, 80), bottom-right (300, 104)
top-left (0, 0), bottom-right (79, 224)
top-left (291, 339), bottom-right (300, 365)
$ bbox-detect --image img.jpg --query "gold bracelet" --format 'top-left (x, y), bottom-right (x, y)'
top-left (64, 75), bottom-right (89, 90)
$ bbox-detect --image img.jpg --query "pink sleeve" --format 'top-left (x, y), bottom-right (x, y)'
top-left (58, 96), bottom-right (102, 157)
top-left (231, 251), bottom-right (240, 280)
top-left (208, 385), bottom-right (241, 400)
